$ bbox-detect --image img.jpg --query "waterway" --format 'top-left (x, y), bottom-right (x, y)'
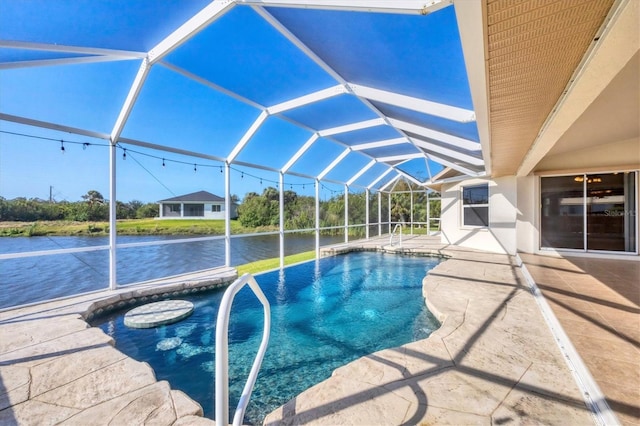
top-left (0, 233), bottom-right (345, 309)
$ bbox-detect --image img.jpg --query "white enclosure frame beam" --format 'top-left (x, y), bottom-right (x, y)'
top-left (427, 153), bottom-right (483, 177)
top-left (227, 110), bottom-right (269, 163)
top-left (350, 138), bottom-right (407, 151)
top-left (0, 40), bottom-right (145, 58)
top-left (380, 174), bottom-right (402, 192)
top-left (411, 137), bottom-right (484, 166)
top-left (368, 168), bottom-right (394, 190)
top-left (0, 113), bottom-right (110, 140)
top-left (349, 84), bottom-right (475, 123)
top-left (267, 85), bottom-right (347, 114)
top-left (281, 133), bottom-right (319, 173)
top-left (317, 147), bottom-right (351, 180)
top-left (108, 58), bottom-right (152, 291)
top-left (347, 159), bottom-right (376, 186)
top-left (377, 153), bottom-right (424, 163)
top-left (110, 59), bottom-right (150, 144)
top-left (389, 118), bottom-right (481, 152)
top-left (161, 62), bottom-right (265, 111)
top-left (318, 118), bottom-right (386, 137)
top-left (0, 55), bottom-right (137, 70)
top-left (148, 0), bottom-right (235, 64)
top-left (238, 0), bottom-right (451, 15)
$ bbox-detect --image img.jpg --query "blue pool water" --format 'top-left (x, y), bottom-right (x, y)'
top-left (93, 252), bottom-right (441, 424)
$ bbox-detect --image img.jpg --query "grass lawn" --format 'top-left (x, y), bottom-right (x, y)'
top-left (236, 250), bottom-right (317, 275)
top-left (0, 219), bottom-right (270, 237)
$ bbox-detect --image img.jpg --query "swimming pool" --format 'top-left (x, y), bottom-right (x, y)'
top-left (93, 251), bottom-right (441, 424)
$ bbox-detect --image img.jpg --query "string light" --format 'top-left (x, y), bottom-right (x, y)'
top-left (4, 129), bottom-right (320, 191)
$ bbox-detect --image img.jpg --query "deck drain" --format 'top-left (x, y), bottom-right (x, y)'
top-left (124, 300), bottom-right (194, 329)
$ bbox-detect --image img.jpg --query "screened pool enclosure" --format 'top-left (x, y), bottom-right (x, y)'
top-left (0, 0), bottom-right (486, 306)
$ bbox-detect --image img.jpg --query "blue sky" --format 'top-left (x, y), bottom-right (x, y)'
top-left (0, 2), bottom-right (473, 203)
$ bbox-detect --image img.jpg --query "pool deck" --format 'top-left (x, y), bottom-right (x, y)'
top-left (1, 235), bottom-right (636, 425)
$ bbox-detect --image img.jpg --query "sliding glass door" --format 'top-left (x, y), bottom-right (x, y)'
top-left (541, 172), bottom-right (637, 253)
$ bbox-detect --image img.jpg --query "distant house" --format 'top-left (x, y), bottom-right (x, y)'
top-left (158, 191), bottom-right (237, 220)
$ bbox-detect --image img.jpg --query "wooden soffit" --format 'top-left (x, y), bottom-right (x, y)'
top-left (486, 0), bottom-right (616, 177)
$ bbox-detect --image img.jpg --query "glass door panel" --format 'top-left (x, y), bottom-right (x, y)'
top-left (541, 176), bottom-right (584, 250)
top-left (586, 172), bottom-right (636, 252)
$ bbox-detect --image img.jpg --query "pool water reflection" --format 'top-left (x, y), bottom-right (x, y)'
top-left (93, 252), bottom-right (441, 424)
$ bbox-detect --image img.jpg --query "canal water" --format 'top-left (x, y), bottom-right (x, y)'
top-left (0, 233), bottom-right (345, 309)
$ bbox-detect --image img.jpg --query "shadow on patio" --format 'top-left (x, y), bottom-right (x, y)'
top-left (265, 243), bottom-right (597, 425)
top-left (520, 254), bottom-right (640, 426)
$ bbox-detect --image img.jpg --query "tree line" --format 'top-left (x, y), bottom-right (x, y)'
top-left (0, 190), bottom-right (158, 221)
top-left (1, 183), bottom-right (440, 230)
top-left (237, 181), bottom-right (441, 233)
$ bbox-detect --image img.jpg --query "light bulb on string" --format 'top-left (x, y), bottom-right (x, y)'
top-left (122, 149), bottom-right (127, 160)
top-left (194, 164), bottom-right (197, 172)
top-left (60, 140), bottom-right (65, 153)
top-left (241, 172), bottom-right (244, 179)
top-left (162, 158), bottom-right (165, 167)
top-left (220, 166), bottom-right (223, 173)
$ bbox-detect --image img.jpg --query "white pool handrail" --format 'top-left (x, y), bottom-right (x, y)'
top-left (215, 273), bottom-right (271, 426)
top-left (389, 223), bottom-right (403, 247)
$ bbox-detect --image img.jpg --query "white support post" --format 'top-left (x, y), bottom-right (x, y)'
top-left (344, 185), bottom-right (349, 244)
top-left (108, 142), bottom-right (117, 291)
top-left (225, 162), bottom-right (231, 267)
top-left (426, 190), bottom-right (430, 234)
top-left (365, 188), bottom-right (370, 240)
top-left (410, 186), bottom-right (414, 235)
top-left (388, 192), bottom-right (392, 234)
top-left (315, 179), bottom-right (320, 259)
top-left (279, 172), bottom-right (285, 269)
top-left (378, 191), bottom-right (382, 237)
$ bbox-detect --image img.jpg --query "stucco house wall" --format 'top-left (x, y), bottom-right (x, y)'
top-left (440, 176), bottom-right (518, 255)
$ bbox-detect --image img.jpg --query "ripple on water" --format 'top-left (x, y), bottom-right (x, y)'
top-left (156, 337), bottom-right (182, 351)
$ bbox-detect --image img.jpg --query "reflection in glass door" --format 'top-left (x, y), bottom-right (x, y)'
top-left (586, 172), bottom-right (637, 252)
top-left (541, 172), bottom-right (637, 253)
top-left (540, 176), bottom-right (585, 250)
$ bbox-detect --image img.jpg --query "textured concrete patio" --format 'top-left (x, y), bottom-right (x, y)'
top-left (265, 236), bottom-right (595, 425)
top-left (1, 236), bottom-right (620, 425)
top-left (0, 268), bottom-right (236, 425)
top-left (520, 254), bottom-right (639, 426)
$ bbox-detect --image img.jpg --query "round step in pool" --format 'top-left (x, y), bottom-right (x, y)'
top-left (124, 300), bottom-right (194, 328)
